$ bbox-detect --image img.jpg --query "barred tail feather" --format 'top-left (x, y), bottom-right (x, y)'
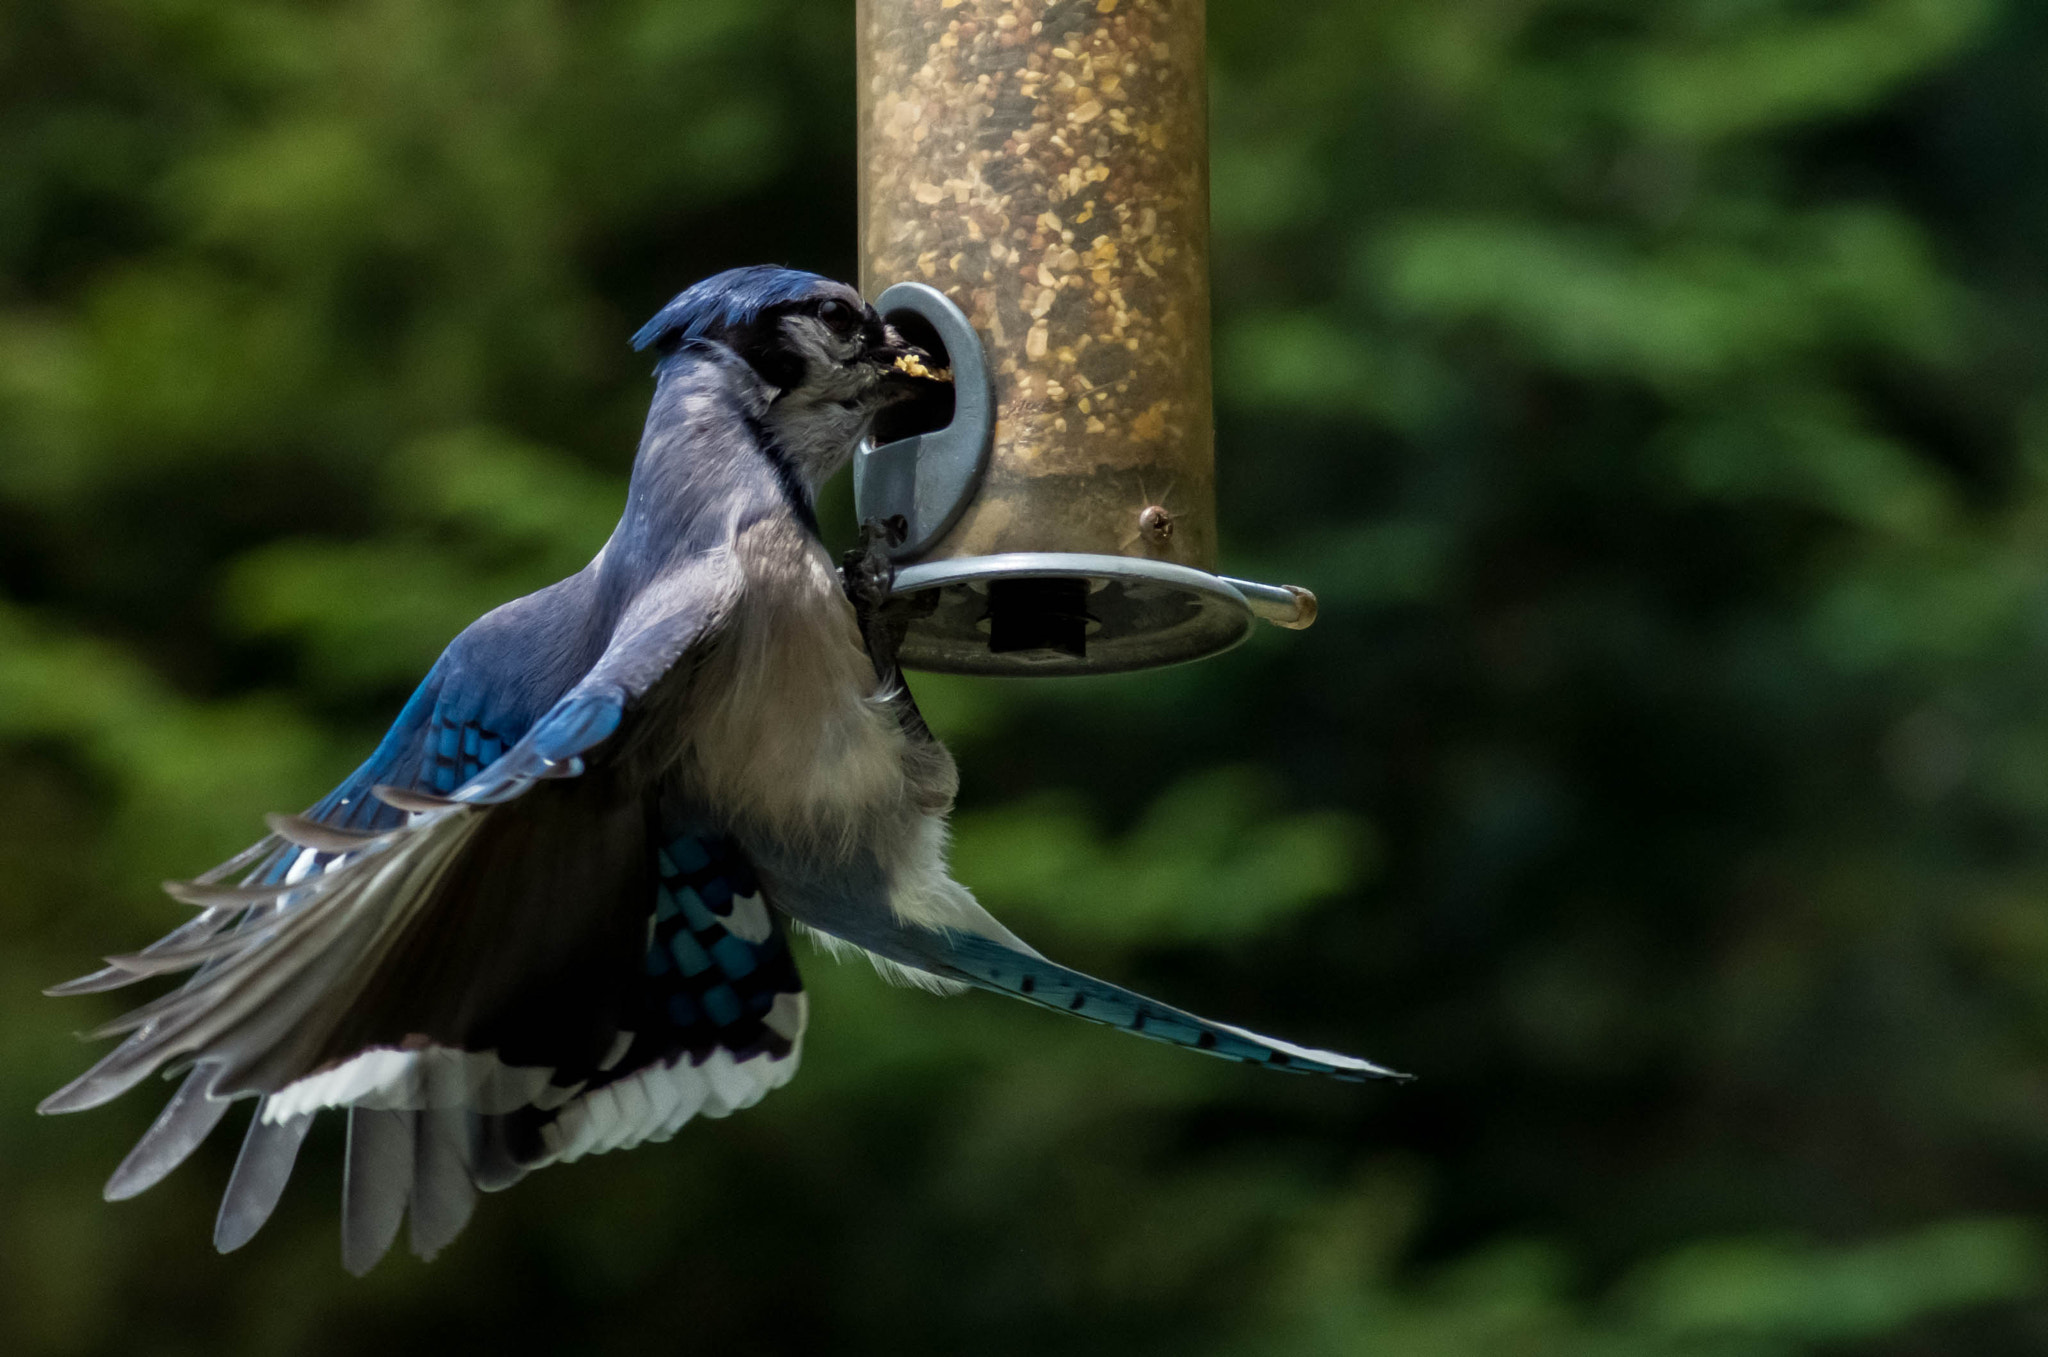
top-left (931, 931), bottom-right (1408, 1083)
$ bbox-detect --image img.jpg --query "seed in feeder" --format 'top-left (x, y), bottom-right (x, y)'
top-left (861, 0), bottom-right (1215, 559)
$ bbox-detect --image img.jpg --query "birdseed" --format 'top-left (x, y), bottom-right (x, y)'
top-left (859, 0), bottom-right (1215, 565)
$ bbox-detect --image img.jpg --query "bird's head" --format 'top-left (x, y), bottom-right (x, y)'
top-left (633, 266), bottom-right (946, 490)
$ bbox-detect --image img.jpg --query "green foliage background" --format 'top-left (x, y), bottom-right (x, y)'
top-left (6, 0), bottom-right (2048, 1350)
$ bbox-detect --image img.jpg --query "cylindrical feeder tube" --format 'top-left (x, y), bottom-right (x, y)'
top-left (858, 0), bottom-right (1215, 570)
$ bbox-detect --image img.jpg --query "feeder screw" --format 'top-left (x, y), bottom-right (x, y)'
top-left (1139, 504), bottom-right (1174, 545)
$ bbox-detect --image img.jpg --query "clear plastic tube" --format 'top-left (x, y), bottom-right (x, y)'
top-left (859, 0), bottom-right (1216, 569)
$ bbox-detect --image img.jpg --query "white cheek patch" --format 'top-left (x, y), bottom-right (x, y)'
top-left (781, 313), bottom-right (864, 372)
top-left (761, 314), bottom-right (882, 484)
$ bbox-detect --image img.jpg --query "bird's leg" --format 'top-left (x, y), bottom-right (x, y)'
top-left (841, 514), bottom-right (909, 678)
top-left (841, 516), bottom-right (946, 752)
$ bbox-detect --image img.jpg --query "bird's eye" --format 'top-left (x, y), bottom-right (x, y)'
top-left (817, 298), bottom-right (861, 338)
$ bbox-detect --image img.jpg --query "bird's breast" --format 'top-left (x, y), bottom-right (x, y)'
top-left (677, 520), bottom-right (910, 849)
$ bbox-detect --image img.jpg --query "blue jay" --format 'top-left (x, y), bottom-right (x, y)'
top-left (42, 266), bottom-right (1402, 1273)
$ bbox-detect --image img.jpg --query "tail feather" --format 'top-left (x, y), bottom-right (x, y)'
top-left (931, 931), bottom-right (1408, 1083)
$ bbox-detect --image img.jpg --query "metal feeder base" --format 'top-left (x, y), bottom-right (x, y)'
top-left (887, 552), bottom-right (1315, 677)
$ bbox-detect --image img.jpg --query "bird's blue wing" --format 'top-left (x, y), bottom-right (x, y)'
top-left (44, 335), bottom-right (813, 1273)
top-left (40, 546), bottom-right (746, 1249)
top-left (314, 660), bottom-right (540, 832)
top-left (464, 815), bottom-right (809, 1186)
top-left (40, 636), bottom-right (566, 1002)
top-left (309, 818), bottom-right (808, 1273)
top-left (42, 557), bottom-right (738, 1089)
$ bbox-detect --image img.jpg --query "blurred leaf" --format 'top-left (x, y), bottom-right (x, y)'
top-left (952, 767), bottom-right (1376, 944)
top-left (1622, 1218), bottom-right (2047, 1342)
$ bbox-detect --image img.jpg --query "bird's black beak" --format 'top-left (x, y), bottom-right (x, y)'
top-left (867, 322), bottom-right (951, 387)
top-left (866, 316), bottom-right (957, 437)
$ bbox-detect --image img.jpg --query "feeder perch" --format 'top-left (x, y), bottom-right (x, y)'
top-left (855, 0), bottom-right (1314, 675)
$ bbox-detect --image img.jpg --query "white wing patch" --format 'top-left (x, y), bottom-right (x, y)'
top-left (210, 811), bottom-right (811, 1182)
top-left (262, 992), bottom-right (810, 1167)
top-left (721, 890), bottom-right (775, 943)
top-left (536, 992), bottom-right (808, 1166)
top-left (265, 1045), bottom-right (558, 1122)
top-left (598, 1030), bottom-right (635, 1071)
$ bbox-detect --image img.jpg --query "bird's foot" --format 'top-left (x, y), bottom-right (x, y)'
top-left (841, 514), bottom-right (906, 615)
top-left (842, 514), bottom-right (909, 675)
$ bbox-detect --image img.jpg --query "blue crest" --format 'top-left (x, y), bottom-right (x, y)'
top-left (631, 265), bottom-right (835, 355)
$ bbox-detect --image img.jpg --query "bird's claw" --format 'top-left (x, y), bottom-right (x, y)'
top-left (843, 515), bottom-right (909, 675)
top-left (841, 514), bottom-right (906, 613)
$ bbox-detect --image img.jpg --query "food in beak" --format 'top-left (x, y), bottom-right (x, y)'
top-left (892, 353), bottom-right (953, 382)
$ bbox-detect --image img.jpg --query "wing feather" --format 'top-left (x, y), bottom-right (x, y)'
top-left (342, 1108), bottom-right (414, 1276)
top-left (214, 1105), bottom-right (314, 1253)
top-left (102, 1065), bottom-right (234, 1202)
top-left (47, 353), bottom-right (787, 1270)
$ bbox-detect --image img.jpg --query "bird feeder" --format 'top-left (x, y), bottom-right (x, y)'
top-left (855, 0), bottom-right (1314, 675)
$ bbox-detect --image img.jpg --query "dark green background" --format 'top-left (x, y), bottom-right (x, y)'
top-left (7, 0), bottom-right (2048, 1351)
